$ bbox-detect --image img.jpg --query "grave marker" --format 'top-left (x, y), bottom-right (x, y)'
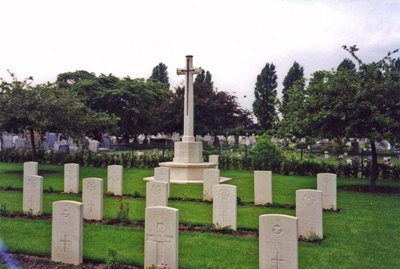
top-left (254, 171), bottom-right (272, 205)
top-left (23, 175), bottom-right (43, 215)
top-left (146, 181), bottom-right (168, 207)
top-left (203, 169), bottom-right (220, 201)
top-left (51, 201), bottom-right (83, 265)
top-left (82, 178), bottom-right (103, 220)
top-left (259, 214), bottom-right (298, 269)
top-left (23, 161), bottom-right (38, 182)
top-left (64, 163), bottom-right (79, 194)
top-left (209, 155), bottom-right (219, 169)
top-left (212, 184), bottom-right (237, 230)
top-left (296, 189), bottom-right (323, 239)
top-left (107, 165), bottom-right (123, 195)
top-left (317, 173), bottom-right (337, 210)
top-left (154, 167), bottom-right (170, 196)
top-left (145, 206), bottom-right (179, 269)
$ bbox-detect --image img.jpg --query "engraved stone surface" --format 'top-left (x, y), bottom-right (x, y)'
top-left (145, 206), bottom-right (179, 269)
top-left (52, 200), bottom-right (83, 265)
top-left (64, 163), bottom-right (79, 194)
top-left (23, 175), bottom-right (43, 215)
top-left (146, 181), bottom-right (168, 207)
top-left (107, 165), bottom-right (123, 196)
top-left (203, 169), bottom-right (220, 201)
top-left (154, 167), bottom-right (170, 196)
top-left (317, 173), bottom-right (337, 210)
top-left (23, 161), bottom-right (38, 182)
top-left (82, 178), bottom-right (103, 220)
top-left (213, 184), bottom-right (237, 230)
top-left (254, 170), bottom-right (272, 205)
top-left (259, 214), bottom-right (298, 269)
top-left (296, 189), bottom-right (323, 239)
top-left (209, 155), bottom-right (219, 169)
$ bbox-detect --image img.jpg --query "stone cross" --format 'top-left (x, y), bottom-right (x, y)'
top-left (177, 55), bottom-right (202, 142)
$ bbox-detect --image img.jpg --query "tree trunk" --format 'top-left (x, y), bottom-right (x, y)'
top-left (29, 128), bottom-right (37, 161)
top-left (369, 139), bottom-right (378, 192)
top-left (213, 134), bottom-right (219, 148)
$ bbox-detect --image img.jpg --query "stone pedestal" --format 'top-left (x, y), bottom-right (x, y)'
top-left (173, 141), bottom-right (203, 163)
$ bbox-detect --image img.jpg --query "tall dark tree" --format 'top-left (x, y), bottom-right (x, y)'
top-left (252, 63), bottom-right (278, 131)
top-left (194, 70), bottom-right (213, 86)
top-left (281, 62), bottom-right (304, 116)
top-left (149, 63), bottom-right (169, 88)
top-left (337, 58), bottom-right (356, 70)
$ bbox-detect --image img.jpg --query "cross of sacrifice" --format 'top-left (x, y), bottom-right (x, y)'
top-left (271, 251), bottom-right (285, 269)
top-left (177, 55), bottom-right (202, 143)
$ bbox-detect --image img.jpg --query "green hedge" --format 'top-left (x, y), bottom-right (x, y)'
top-left (1, 149), bottom-right (399, 180)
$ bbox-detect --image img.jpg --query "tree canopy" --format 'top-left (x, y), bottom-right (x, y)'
top-left (149, 62), bottom-right (169, 88)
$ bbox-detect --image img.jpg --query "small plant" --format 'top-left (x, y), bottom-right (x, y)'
top-left (107, 248), bottom-right (119, 269)
top-left (0, 201), bottom-right (9, 215)
top-left (4, 184), bottom-right (13, 191)
top-left (236, 196), bottom-right (243, 205)
top-left (47, 185), bottom-right (54, 192)
top-left (116, 197), bottom-right (130, 223)
top-left (26, 208), bottom-right (34, 218)
top-left (132, 190), bottom-right (143, 198)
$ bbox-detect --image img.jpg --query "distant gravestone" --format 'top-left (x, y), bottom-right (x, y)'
top-left (203, 169), bottom-right (220, 201)
top-left (209, 155), bottom-right (219, 169)
top-left (58, 145), bottom-right (69, 154)
top-left (88, 140), bottom-right (99, 153)
top-left (317, 173), bottom-right (337, 210)
top-left (296, 189), bottom-right (323, 239)
top-left (154, 167), bottom-right (170, 196)
top-left (15, 138), bottom-right (26, 150)
top-left (23, 162), bottom-right (38, 182)
top-left (23, 175), bottom-right (43, 215)
top-left (107, 165), bottom-right (123, 195)
top-left (64, 163), bottom-right (79, 194)
top-left (254, 171), bottom-right (272, 205)
top-left (48, 133), bottom-right (57, 148)
top-left (51, 200), bottom-right (83, 265)
top-left (2, 135), bottom-right (13, 149)
top-left (43, 141), bottom-right (50, 151)
top-left (82, 178), bottom-right (103, 220)
top-left (144, 206), bottom-right (179, 269)
top-left (213, 184), bottom-right (237, 230)
top-left (259, 214), bottom-right (298, 269)
top-left (100, 136), bottom-right (111, 149)
top-left (146, 181), bottom-right (168, 207)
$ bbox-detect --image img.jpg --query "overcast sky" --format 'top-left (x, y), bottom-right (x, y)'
top-left (1, 0), bottom-right (399, 110)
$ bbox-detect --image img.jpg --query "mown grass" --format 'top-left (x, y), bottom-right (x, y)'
top-left (1, 162), bottom-right (400, 268)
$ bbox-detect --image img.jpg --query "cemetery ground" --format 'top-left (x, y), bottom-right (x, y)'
top-left (0, 163), bottom-right (399, 268)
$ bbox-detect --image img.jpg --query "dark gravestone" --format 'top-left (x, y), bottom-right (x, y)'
top-left (58, 145), bottom-right (69, 154)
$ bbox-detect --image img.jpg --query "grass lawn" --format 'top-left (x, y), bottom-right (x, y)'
top-left (1, 162), bottom-right (400, 268)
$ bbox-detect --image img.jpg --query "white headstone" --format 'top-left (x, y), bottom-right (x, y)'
top-left (23, 161), bottom-right (38, 182)
top-left (203, 169), bottom-right (220, 201)
top-left (317, 173), bottom-right (337, 210)
top-left (51, 201), bottom-right (83, 265)
top-left (64, 163), bottom-right (79, 194)
top-left (82, 178), bottom-right (103, 220)
top-left (259, 214), bottom-right (298, 269)
top-left (296, 189), bottom-right (323, 239)
top-left (154, 167), bottom-right (170, 197)
top-left (209, 155), bottom-right (219, 169)
top-left (254, 171), bottom-right (272, 205)
top-left (88, 140), bottom-right (99, 153)
top-left (146, 181), bottom-right (168, 207)
top-left (212, 184), bottom-right (237, 230)
top-left (145, 206), bottom-right (179, 269)
top-left (23, 175), bottom-right (43, 215)
top-left (107, 165), bottom-right (123, 196)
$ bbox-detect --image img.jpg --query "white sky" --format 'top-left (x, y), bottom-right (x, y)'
top-left (1, 0), bottom-right (399, 110)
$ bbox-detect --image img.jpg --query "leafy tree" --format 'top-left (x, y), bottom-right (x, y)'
top-left (149, 63), bottom-right (169, 88)
top-left (252, 63), bottom-right (279, 131)
top-left (194, 70), bottom-right (213, 86)
top-left (281, 62), bottom-right (304, 116)
top-left (0, 72), bottom-right (117, 160)
top-left (337, 58), bottom-right (356, 70)
top-left (279, 46), bottom-right (400, 192)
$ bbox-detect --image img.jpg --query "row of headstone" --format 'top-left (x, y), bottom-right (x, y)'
top-left (63, 163), bottom-right (124, 196)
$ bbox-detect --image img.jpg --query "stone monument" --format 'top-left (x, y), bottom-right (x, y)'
top-left (145, 56), bottom-right (230, 183)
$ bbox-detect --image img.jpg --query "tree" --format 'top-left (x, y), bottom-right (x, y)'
top-left (0, 72), bottom-right (117, 160)
top-left (278, 46), bottom-right (400, 192)
top-left (149, 63), bottom-right (169, 88)
top-left (337, 58), bottom-right (356, 70)
top-left (194, 70), bottom-right (213, 86)
top-left (252, 63), bottom-right (279, 131)
top-left (281, 61), bottom-right (304, 116)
